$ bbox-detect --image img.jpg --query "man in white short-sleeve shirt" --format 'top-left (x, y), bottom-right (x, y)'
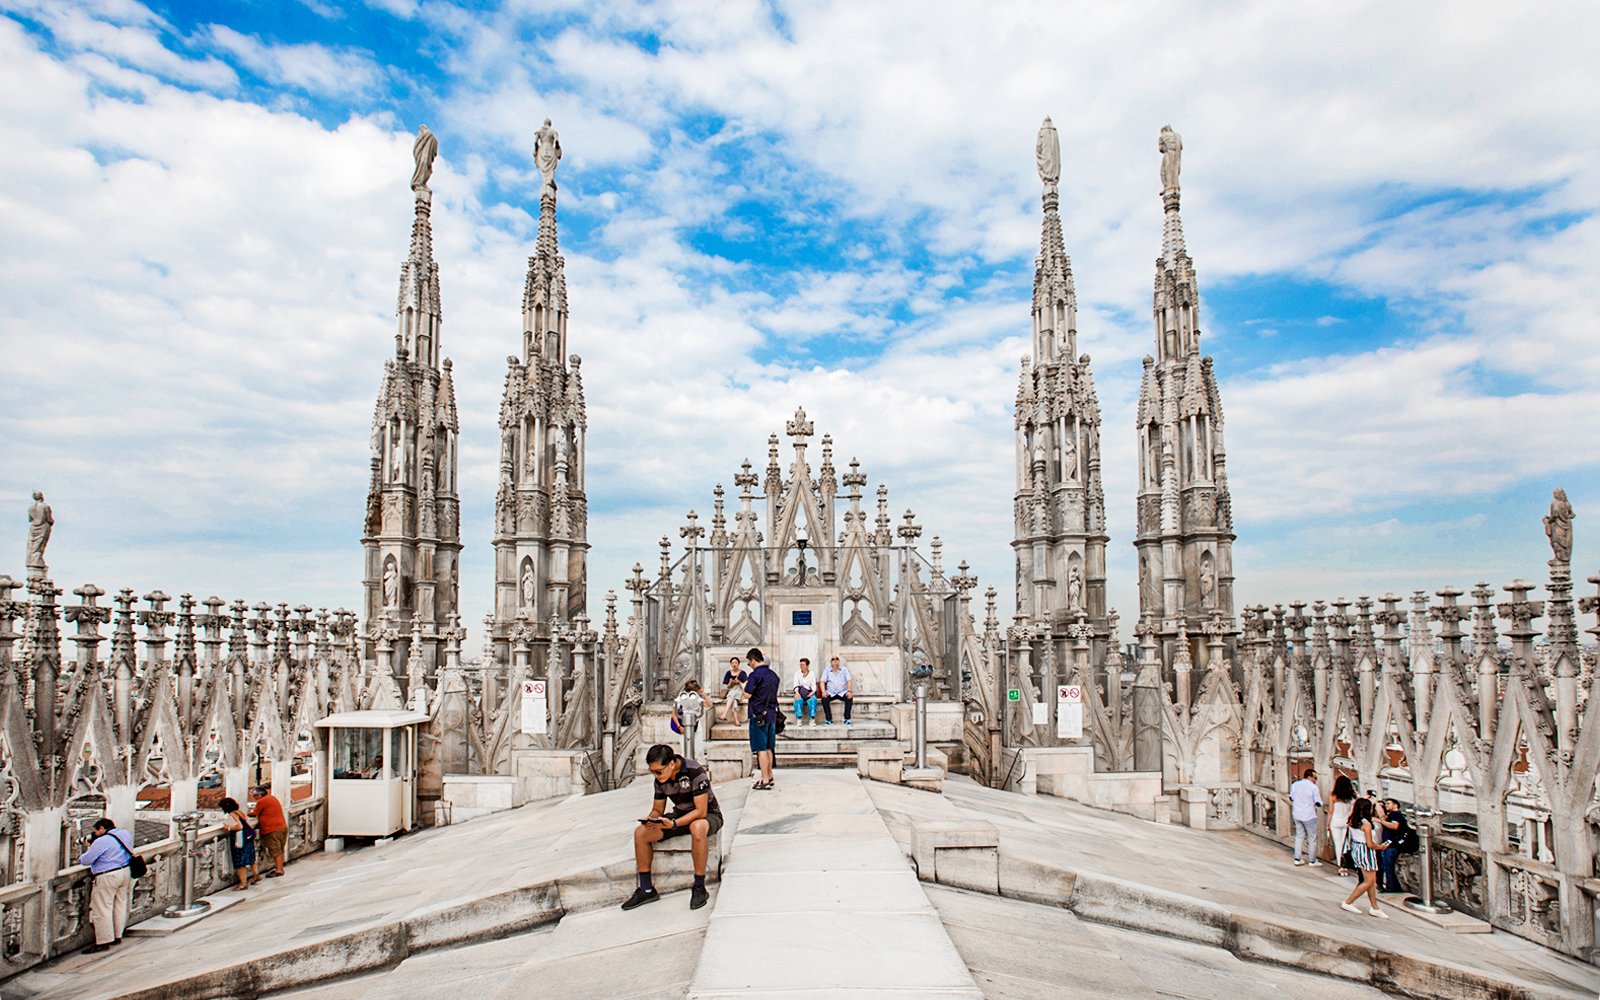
top-left (1289, 768), bottom-right (1323, 867)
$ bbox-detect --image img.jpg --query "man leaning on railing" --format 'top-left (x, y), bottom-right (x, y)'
top-left (77, 819), bottom-right (134, 954)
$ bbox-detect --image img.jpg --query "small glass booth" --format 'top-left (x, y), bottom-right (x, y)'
top-left (315, 710), bottom-right (430, 837)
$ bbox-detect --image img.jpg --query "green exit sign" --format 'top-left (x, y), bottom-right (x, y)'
top-left (1007, 689), bottom-right (1020, 702)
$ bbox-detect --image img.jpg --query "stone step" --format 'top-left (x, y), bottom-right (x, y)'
top-left (709, 719), bottom-right (898, 743)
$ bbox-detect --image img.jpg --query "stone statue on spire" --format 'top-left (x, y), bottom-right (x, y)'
top-left (1159, 125), bottom-right (1182, 193)
top-left (411, 125), bottom-right (438, 192)
top-left (1036, 117), bottom-right (1060, 189)
top-left (1545, 487), bottom-right (1574, 563)
top-left (25, 490), bottom-right (52, 579)
top-left (534, 118), bottom-right (561, 198)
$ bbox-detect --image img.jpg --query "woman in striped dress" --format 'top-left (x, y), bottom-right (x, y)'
top-left (1340, 798), bottom-right (1390, 918)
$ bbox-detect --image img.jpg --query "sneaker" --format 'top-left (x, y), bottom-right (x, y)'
top-left (1293, 859), bottom-right (1306, 866)
top-left (823, 721), bottom-right (832, 726)
top-left (1340, 902), bottom-right (1361, 913)
top-left (690, 885), bottom-right (709, 910)
top-left (845, 720), bottom-right (853, 726)
top-left (1368, 908), bottom-right (1388, 919)
top-left (621, 887), bottom-right (659, 911)
top-left (1308, 861), bottom-right (1323, 867)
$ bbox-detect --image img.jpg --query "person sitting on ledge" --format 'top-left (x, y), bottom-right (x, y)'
top-left (819, 654), bottom-right (853, 725)
top-left (622, 743), bottom-right (722, 912)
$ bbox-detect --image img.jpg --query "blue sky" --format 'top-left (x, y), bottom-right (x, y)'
top-left (1, 0), bottom-right (1597, 653)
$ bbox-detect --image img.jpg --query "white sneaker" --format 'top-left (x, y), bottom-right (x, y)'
top-left (1340, 902), bottom-right (1361, 913)
top-left (1369, 908), bottom-right (1388, 919)
top-left (1308, 861), bottom-right (1323, 868)
top-left (1293, 859), bottom-right (1306, 866)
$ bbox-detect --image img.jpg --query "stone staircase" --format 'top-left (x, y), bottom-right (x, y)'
top-left (708, 716), bottom-right (902, 770)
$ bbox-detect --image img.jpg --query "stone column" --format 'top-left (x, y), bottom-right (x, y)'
top-left (1355, 597), bottom-right (1376, 725)
top-left (1470, 583), bottom-right (1499, 735)
top-left (1407, 590), bottom-right (1434, 733)
top-left (1310, 600), bottom-right (1329, 721)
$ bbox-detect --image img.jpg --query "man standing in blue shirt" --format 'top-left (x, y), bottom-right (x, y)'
top-left (78, 818), bottom-right (135, 953)
top-left (744, 648), bottom-right (780, 789)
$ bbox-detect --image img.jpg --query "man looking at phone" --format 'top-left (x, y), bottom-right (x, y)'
top-left (622, 743), bottom-right (722, 912)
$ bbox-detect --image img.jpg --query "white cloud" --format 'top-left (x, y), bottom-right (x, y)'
top-left (201, 24), bottom-right (385, 97)
top-left (3, 0), bottom-right (1599, 653)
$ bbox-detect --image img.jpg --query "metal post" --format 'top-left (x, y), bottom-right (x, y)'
top-left (1404, 808), bottom-right (1451, 915)
top-left (681, 700), bottom-right (701, 762)
top-left (164, 811), bottom-right (211, 918)
top-left (914, 681), bottom-right (928, 770)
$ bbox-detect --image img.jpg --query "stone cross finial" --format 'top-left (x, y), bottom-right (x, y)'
top-left (898, 510), bottom-right (922, 542)
top-left (951, 561), bottom-right (978, 597)
top-left (842, 457), bottom-right (866, 495)
top-left (734, 459), bottom-right (758, 496)
top-left (680, 510), bottom-right (704, 546)
top-left (785, 408), bottom-right (814, 442)
top-left (1497, 579), bottom-right (1544, 639)
top-left (1581, 574), bottom-right (1600, 643)
top-left (1429, 586), bottom-right (1468, 640)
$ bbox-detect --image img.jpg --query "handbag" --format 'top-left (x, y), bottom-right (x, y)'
top-left (110, 833), bottom-right (148, 878)
top-left (774, 712), bottom-right (786, 735)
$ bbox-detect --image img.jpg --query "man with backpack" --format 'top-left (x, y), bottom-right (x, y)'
top-left (744, 648), bottom-right (780, 790)
top-left (78, 818), bottom-right (136, 953)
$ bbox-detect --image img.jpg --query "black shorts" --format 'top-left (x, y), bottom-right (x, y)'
top-left (660, 812), bottom-right (723, 840)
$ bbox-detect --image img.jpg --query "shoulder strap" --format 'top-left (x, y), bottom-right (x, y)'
top-left (110, 830), bottom-right (133, 861)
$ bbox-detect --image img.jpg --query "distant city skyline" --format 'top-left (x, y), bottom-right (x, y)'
top-left (2, 0), bottom-right (1597, 653)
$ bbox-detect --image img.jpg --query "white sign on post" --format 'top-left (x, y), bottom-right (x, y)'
top-left (521, 680), bottom-right (548, 736)
top-left (1056, 684), bottom-right (1083, 740)
top-left (1031, 701), bottom-right (1048, 726)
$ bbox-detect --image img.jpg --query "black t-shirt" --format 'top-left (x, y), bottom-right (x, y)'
top-left (722, 668), bottom-right (747, 689)
top-left (653, 757), bottom-right (722, 819)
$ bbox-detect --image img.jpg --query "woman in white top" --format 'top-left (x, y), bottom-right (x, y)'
top-left (1328, 774), bottom-right (1357, 875)
top-left (792, 659), bottom-right (819, 727)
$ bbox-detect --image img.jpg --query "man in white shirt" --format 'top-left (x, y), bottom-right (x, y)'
top-left (792, 658), bottom-right (819, 727)
top-left (1289, 768), bottom-right (1324, 867)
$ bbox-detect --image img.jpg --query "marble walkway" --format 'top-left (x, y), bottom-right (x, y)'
top-left (867, 777), bottom-right (1600, 1000)
top-left (685, 769), bottom-right (981, 998)
top-left (3, 768), bottom-right (1598, 1000)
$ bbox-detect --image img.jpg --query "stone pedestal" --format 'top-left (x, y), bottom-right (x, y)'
top-left (440, 774), bottom-right (526, 824)
top-left (1021, 745), bottom-right (1169, 822)
top-left (513, 748), bottom-right (598, 802)
top-left (889, 700), bottom-right (965, 742)
top-left (704, 742), bottom-right (752, 784)
top-left (911, 819), bottom-right (999, 893)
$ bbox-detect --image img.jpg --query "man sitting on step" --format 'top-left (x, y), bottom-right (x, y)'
top-left (819, 655), bottom-right (853, 725)
top-left (623, 744), bottom-right (723, 912)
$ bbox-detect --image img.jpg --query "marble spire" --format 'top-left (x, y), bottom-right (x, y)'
top-left (1134, 126), bottom-right (1234, 665)
top-left (362, 124), bottom-right (462, 679)
top-left (492, 118), bottom-right (589, 667)
top-left (1013, 117), bottom-right (1110, 651)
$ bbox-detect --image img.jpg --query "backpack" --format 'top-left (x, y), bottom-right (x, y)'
top-left (110, 832), bottom-right (147, 878)
top-left (1396, 816), bottom-right (1419, 854)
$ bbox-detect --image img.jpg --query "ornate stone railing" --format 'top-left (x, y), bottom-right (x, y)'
top-left (0, 798), bottom-right (327, 978)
